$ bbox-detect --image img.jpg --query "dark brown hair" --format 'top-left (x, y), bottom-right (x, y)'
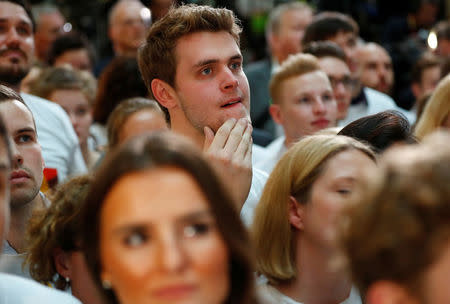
top-left (338, 110), bottom-right (417, 153)
top-left (93, 57), bottom-right (148, 125)
top-left (81, 131), bottom-right (257, 304)
top-left (302, 41), bottom-right (347, 62)
top-left (302, 12), bottom-right (359, 46)
top-left (411, 52), bottom-right (441, 84)
top-left (138, 4), bottom-right (242, 123)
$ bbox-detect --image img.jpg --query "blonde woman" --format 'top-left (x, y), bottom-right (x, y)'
top-left (252, 135), bottom-right (376, 304)
top-left (414, 74), bottom-right (450, 140)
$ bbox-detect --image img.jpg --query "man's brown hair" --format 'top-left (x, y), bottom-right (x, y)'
top-left (138, 4), bottom-right (242, 123)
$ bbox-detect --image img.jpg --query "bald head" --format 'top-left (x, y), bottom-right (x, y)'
top-left (355, 43), bottom-right (394, 95)
top-left (108, 0), bottom-right (149, 57)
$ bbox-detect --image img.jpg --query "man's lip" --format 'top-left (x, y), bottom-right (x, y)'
top-left (0, 50), bottom-right (25, 59)
top-left (220, 98), bottom-right (242, 107)
top-left (10, 170), bottom-right (30, 179)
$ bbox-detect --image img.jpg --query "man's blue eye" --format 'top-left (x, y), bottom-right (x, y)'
top-left (201, 68), bottom-right (212, 75)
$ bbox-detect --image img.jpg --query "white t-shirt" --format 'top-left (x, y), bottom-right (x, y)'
top-left (255, 136), bottom-right (286, 175)
top-left (240, 168), bottom-right (268, 226)
top-left (0, 273), bottom-right (81, 303)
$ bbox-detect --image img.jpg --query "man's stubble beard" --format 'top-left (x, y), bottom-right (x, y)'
top-left (0, 64), bottom-right (29, 87)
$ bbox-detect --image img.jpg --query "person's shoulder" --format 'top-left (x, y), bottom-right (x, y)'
top-left (0, 273), bottom-right (81, 303)
top-left (363, 87), bottom-right (396, 107)
top-left (21, 93), bottom-right (69, 117)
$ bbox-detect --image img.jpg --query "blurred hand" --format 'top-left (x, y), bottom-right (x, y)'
top-left (203, 118), bottom-right (252, 210)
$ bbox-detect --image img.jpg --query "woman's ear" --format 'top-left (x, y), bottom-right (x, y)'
top-left (53, 248), bottom-right (72, 280)
top-left (288, 195), bottom-right (305, 230)
top-left (151, 79), bottom-right (178, 110)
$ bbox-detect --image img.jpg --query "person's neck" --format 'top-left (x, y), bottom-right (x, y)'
top-left (80, 140), bottom-right (90, 168)
top-left (171, 120), bottom-right (205, 148)
top-left (276, 236), bottom-right (352, 304)
top-left (7, 193), bottom-right (45, 254)
top-left (114, 46), bottom-right (137, 58)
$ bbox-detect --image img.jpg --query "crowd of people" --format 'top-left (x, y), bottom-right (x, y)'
top-left (0, 0), bottom-right (448, 303)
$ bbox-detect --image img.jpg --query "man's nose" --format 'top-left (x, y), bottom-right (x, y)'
top-left (220, 67), bottom-right (239, 91)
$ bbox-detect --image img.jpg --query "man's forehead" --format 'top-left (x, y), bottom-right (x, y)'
top-left (0, 1), bottom-right (32, 26)
top-left (175, 31), bottom-right (241, 61)
top-left (0, 100), bottom-right (36, 130)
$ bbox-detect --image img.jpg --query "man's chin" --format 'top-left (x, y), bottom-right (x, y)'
top-left (0, 65), bottom-right (29, 86)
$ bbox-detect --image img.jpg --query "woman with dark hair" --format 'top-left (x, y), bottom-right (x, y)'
top-left (80, 131), bottom-right (257, 304)
top-left (90, 57), bottom-right (149, 147)
top-left (338, 110), bottom-right (417, 153)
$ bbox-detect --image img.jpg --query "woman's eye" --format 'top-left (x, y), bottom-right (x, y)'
top-left (76, 108), bottom-right (88, 116)
top-left (183, 223), bottom-right (211, 238)
top-left (124, 232), bottom-right (147, 247)
top-left (18, 135), bottom-right (32, 143)
top-left (337, 189), bottom-right (351, 195)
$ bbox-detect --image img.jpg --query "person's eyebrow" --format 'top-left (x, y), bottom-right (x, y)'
top-left (193, 53), bottom-right (243, 68)
top-left (16, 127), bottom-right (36, 134)
top-left (177, 209), bottom-right (213, 223)
top-left (111, 210), bottom-right (213, 235)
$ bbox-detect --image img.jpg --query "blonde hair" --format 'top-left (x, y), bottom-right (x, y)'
top-left (269, 53), bottom-right (321, 104)
top-left (414, 74), bottom-right (450, 140)
top-left (252, 135), bottom-right (375, 284)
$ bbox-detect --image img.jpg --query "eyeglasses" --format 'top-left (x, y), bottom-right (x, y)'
top-left (328, 76), bottom-right (354, 90)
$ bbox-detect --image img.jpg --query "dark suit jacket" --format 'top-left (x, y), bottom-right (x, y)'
top-left (244, 58), bottom-right (276, 136)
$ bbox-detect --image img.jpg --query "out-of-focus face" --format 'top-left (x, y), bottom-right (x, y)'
top-left (301, 149), bottom-right (376, 249)
top-left (0, 2), bottom-right (34, 86)
top-left (272, 70), bottom-right (337, 147)
top-left (318, 56), bottom-right (352, 120)
top-left (0, 100), bottom-right (43, 209)
top-left (0, 137), bottom-right (10, 249)
top-left (419, 241), bottom-right (450, 304)
top-left (100, 166), bottom-right (230, 304)
top-left (67, 251), bottom-right (104, 304)
top-left (328, 31), bottom-right (357, 72)
top-left (171, 31), bottom-right (250, 135)
top-left (420, 66), bottom-right (441, 98)
top-left (34, 11), bottom-right (64, 60)
top-left (54, 48), bottom-right (92, 71)
top-left (109, 1), bottom-right (148, 56)
top-left (435, 38), bottom-right (450, 57)
top-left (118, 109), bottom-right (167, 146)
top-left (355, 44), bottom-right (394, 95)
top-left (48, 89), bottom-right (92, 146)
top-left (272, 8), bottom-right (313, 62)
